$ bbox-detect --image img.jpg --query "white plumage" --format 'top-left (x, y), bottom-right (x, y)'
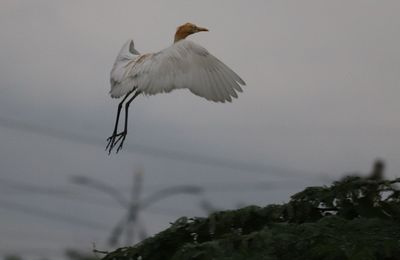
top-left (106, 22), bottom-right (246, 153)
top-left (110, 39), bottom-right (245, 102)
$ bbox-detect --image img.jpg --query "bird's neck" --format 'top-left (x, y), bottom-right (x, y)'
top-left (174, 31), bottom-right (190, 43)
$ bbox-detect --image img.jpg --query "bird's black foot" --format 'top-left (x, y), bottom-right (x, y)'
top-left (105, 133), bottom-right (117, 152)
top-left (115, 132), bottom-right (127, 153)
top-left (106, 131), bottom-right (127, 154)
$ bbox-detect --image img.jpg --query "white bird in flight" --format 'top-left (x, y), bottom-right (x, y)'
top-left (106, 22), bottom-right (246, 153)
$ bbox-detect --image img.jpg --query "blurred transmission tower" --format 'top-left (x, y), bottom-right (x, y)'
top-left (71, 169), bottom-right (204, 246)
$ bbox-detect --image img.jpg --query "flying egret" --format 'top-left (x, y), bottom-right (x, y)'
top-left (106, 22), bottom-right (246, 153)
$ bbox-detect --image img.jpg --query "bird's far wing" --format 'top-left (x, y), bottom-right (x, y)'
top-left (109, 40), bottom-right (141, 98)
top-left (134, 40), bottom-right (246, 102)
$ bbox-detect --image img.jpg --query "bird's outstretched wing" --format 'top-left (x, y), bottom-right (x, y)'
top-left (111, 39), bottom-right (246, 102)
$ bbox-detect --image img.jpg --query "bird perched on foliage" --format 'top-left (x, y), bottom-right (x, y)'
top-left (106, 22), bottom-right (246, 153)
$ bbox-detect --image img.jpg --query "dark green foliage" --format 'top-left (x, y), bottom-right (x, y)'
top-left (290, 176), bottom-right (400, 221)
top-left (102, 175), bottom-right (400, 260)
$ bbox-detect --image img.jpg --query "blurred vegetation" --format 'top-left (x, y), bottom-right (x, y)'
top-left (102, 161), bottom-right (400, 260)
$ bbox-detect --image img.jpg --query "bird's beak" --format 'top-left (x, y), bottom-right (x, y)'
top-left (195, 26), bottom-right (209, 32)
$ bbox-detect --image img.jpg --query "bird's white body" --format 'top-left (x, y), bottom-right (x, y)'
top-left (110, 39), bottom-right (245, 102)
top-left (106, 23), bottom-right (246, 153)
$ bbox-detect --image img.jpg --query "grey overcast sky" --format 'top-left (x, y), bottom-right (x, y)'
top-left (1, 0), bottom-right (400, 258)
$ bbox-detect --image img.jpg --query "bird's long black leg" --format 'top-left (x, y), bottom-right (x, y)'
top-left (106, 90), bottom-right (134, 153)
top-left (115, 90), bottom-right (142, 153)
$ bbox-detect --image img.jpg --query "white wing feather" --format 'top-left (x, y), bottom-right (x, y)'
top-left (109, 39), bottom-right (140, 98)
top-left (110, 39), bottom-right (245, 102)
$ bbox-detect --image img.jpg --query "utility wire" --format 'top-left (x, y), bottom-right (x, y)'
top-left (0, 174), bottom-right (306, 199)
top-left (0, 177), bottom-right (205, 216)
top-left (0, 177), bottom-right (125, 209)
top-left (0, 116), bottom-right (311, 178)
top-left (0, 187), bottom-right (198, 217)
top-left (0, 199), bottom-right (109, 231)
top-left (0, 177), bottom-right (76, 197)
top-left (0, 175), bottom-right (310, 223)
top-left (0, 248), bottom-right (66, 257)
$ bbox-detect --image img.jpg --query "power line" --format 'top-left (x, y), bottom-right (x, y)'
top-left (0, 177), bottom-right (125, 210)
top-left (0, 187), bottom-right (197, 217)
top-left (0, 248), bottom-right (95, 258)
top-left (0, 116), bottom-right (311, 178)
top-left (0, 248), bottom-right (67, 257)
top-left (0, 229), bottom-right (88, 242)
top-left (0, 177), bottom-right (216, 217)
top-left (0, 177), bottom-right (75, 197)
top-left (1, 178), bottom-right (298, 219)
top-left (0, 199), bottom-right (109, 231)
top-left (0, 176), bottom-right (304, 206)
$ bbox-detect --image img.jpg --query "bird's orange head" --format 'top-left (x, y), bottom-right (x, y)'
top-left (174, 22), bottom-right (208, 43)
